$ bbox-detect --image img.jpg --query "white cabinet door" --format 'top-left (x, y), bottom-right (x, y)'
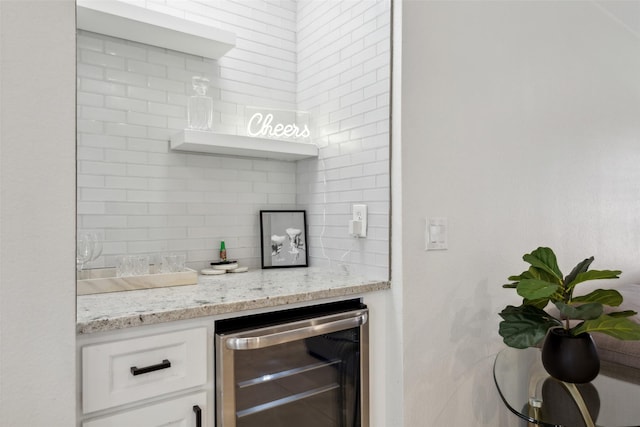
top-left (83, 392), bottom-right (207, 427)
top-left (83, 327), bottom-right (207, 413)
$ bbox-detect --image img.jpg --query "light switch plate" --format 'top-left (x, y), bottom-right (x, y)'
top-left (425, 217), bottom-right (448, 250)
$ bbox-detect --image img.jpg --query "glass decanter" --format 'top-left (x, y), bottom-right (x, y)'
top-left (188, 76), bottom-right (213, 131)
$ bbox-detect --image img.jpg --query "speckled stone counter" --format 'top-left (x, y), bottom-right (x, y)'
top-left (77, 267), bottom-right (390, 334)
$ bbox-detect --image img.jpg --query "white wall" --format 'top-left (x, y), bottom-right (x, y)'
top-left (400, 1), bottom-right (640, 425)
top-left (0, 1), bottom-right (76, 425)
top-left (77, 0), bottom-right (391, 279)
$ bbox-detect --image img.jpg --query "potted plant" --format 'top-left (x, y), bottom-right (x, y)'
top-left (499, 246), bottom-right (640, 383)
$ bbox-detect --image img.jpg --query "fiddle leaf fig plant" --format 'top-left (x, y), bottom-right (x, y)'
top-left (499, 247), bottom-right (640, 349)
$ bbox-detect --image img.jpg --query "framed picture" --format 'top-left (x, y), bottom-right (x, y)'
top-left (260, 210), bottom-right (308, 268)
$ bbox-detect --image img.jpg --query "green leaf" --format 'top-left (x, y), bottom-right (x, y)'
top-left (563, 257), bottom-right (594, 287)
top-left (554, 301), bottom-right (603, 320)
top-left (608, 310), bottom-right (638, 318)
top-left (502, 283), bottom-right (517, 289)
top-left (571, 289), bottom-right (623, 307)
top-left (573, 315), bottom-right (640, 340)
top-left (566, 269), bottom-right (622, 291)
top-left (517, 279), bottom-right (559, 300)
top-left (524, 297), bottom-right (552, 310)
top-left (522, 247), bottom-right (563, 282)
top-left (499, 305), bottom-right (562, 349)
top-left (508, 270), bottom-right (533, 282)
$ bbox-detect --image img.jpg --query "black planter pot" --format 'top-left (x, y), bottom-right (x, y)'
top-left (541, 327), bottom-right (600, 384)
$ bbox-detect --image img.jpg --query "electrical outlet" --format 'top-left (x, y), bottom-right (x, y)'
top-left (352, 204), bottom-right (367, 237)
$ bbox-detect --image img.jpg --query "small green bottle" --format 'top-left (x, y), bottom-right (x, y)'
top-left (219, 241), bottom-right (227, 262)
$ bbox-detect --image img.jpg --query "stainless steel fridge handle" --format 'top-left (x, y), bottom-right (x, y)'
top-left (225, 311), bottom-right (368, 350)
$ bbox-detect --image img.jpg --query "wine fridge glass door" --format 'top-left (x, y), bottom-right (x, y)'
top-left (215, 302), bottom-right (369, 427)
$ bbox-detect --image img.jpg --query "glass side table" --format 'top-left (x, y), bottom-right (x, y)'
top-left (494, 347), bottom-right (640, 427)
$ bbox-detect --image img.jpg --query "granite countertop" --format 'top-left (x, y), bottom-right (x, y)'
top-left (77, 267), bottom-right (390, 334)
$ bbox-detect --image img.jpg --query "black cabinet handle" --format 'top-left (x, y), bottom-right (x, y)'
top-left (130, 359), bottom-right (171, 376)
top-left (193, 405), bottom-right (202, 427)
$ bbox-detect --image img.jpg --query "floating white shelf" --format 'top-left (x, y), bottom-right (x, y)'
top-left (76, 0), bottom-right (236, 59)
top-left (170, 130), bottom-right (319, 161)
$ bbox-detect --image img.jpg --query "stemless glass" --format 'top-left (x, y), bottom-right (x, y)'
top-left (133, 255), bottom-right (149, 276)
top-left (116, 255), bottom-right (132, 277)
top-left (87, 232), bottom-right (103, 267)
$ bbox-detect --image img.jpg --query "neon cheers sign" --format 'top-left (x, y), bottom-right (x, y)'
top-left (246, 112), bottom-right (311, 140)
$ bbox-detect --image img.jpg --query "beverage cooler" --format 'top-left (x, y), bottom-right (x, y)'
top-left (215, 299), bottom-right (369, 427)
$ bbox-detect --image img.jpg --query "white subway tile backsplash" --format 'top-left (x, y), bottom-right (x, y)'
top-left (81, 50), bottom-right (125, 69)
top-left (126, 190), bottom-right (169, 203)
top-left (105, 176), bottom-right (148, 190)
top-left (296, 0), bottom-right (390, 278)
top-left (351, 97), bottom-right (379, 116)
top-left (127, 59), bottom-right (167, 77)
top-left (363, 188), bottom-right (389, 201)
top-left (350, 175), bottom-right (378, 190)
top-left (77, 63), bottom-right (104, 80)
top-left (104, 122), bottom-right (147, 138)
top-left (80, 78), bottom-right (126, 96)
top-left (106, 228), bottom-right (149, 241)
top-left (147, 50), bottom-right (186, 68)
top-left (364, 106), bottom-right (390, 124)
top-left (202, 192), bottom-right (238, 204)
top-left (104, 40), bottom-right (147, 59)
top-left (148, 102), bottom-right (185, 118)
top-left (77, 1), bottom-right (389, 276)
top-left (148, 227), bottom-right (188, 240)
top-left (148, 177), bottom-right (187, 191)
top-left (168, 215), bottom-right (205, 227)
top-left (77, 33), bottom-right (104, 51)
top-left (349, 150), bottom-right (383, 166)
top-left (77, 174), bottom-right (105, 188)
top-left (237, 193), bottom-right (268, 204)
top-left (148, 76), bottom-right (186, 94)
top-left (349, 122), bottom-right (379, 139)
top-left (77, 92), bottom-right (105, 108)
top-left (105, 202), bottom-right (148, 215)
top-left (127, 215), bottom-right (168, 228)
top-left (105, 69), bottom-right (147, 86)
top-left (340, 115), bottom-right (366, 132)
top-left (78, 202), bottom-right (106, 215)
top-left (267, 193), bottom-right (297, 204)
top-left (83, 215), bottom-right (128, 228)
top-left (77, 147), bottom-right (105, 162)
top-left (167, 165), bottom-right (206, 179)
top-left (82, 106), bottom-right (127, 123)
top-left (127, 86), bottom-right (166, 102)
top-left (127, 240), bottom-right (169, 254)
top-left (150, 124), bottom-right (181, 139)
top-left (105, 96), bottom-right (147, 112)
top-left (81, 188), bottom-right (127, 202)
top-left (127, 111), bottom-right (168, 128)
top-left (80, 161), bottom-right (126, 176)
top-left (148, 203), bottom-right (187, 215)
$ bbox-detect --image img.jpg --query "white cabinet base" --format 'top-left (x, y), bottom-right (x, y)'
top-left (82, 392), bottom-right (207, 427)
top-left (82, 327), bottom-right (207, 413)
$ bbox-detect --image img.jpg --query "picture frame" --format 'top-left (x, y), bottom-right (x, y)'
top-left (260, 210), bottom-right (308, 269)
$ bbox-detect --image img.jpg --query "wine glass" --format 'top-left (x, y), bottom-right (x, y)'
top-left (76, 234), bottom-right (93, 272)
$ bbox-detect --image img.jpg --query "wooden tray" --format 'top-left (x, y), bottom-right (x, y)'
top-left (77, 267), bottom-right (198, 295)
